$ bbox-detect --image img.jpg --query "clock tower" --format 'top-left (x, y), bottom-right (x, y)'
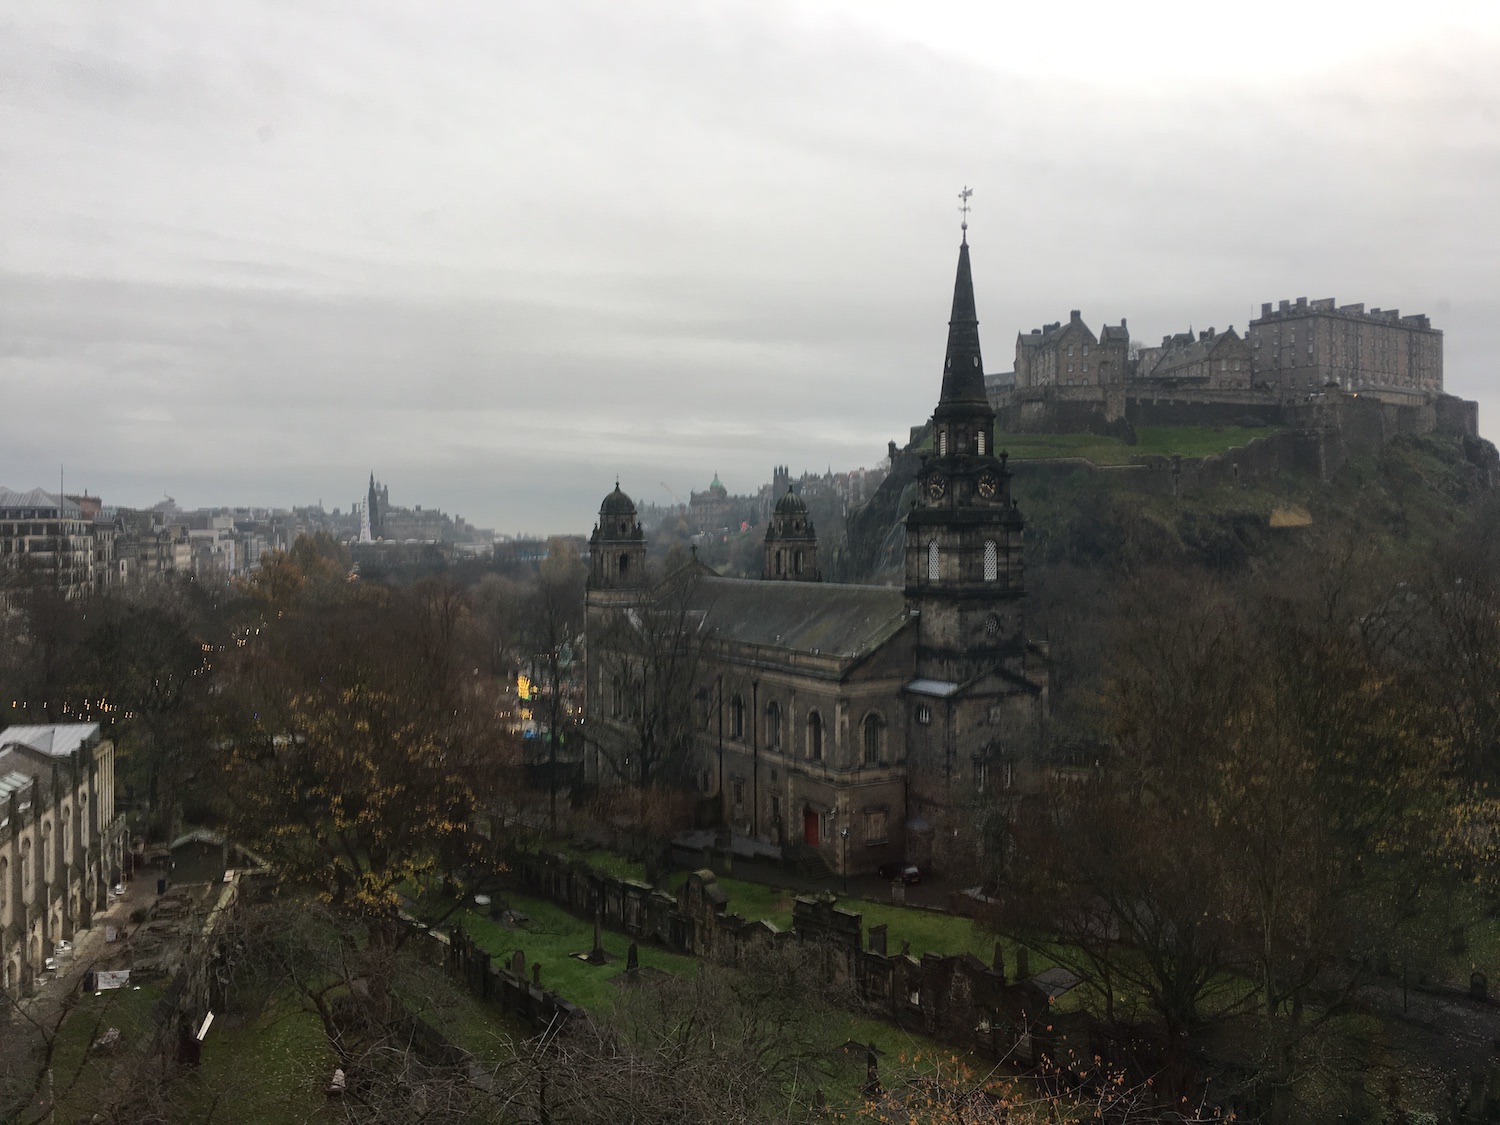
top-left (904, 228), bottom-right (1026, 685)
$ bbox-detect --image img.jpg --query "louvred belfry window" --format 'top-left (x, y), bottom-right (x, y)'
top-left (984, 541), bottom-right (998, 581)
top-left (927, 541), bottom-right (940, 580)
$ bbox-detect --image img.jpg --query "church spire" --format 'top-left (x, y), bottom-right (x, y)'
top-left (937, 236), bottom-right (988, 408)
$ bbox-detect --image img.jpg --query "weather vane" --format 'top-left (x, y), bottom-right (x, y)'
top-left (958, 185), bottom-right (973, 235)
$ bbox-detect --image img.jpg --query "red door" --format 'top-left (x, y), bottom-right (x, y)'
top-left (803, 808), bottom-right (819, 847)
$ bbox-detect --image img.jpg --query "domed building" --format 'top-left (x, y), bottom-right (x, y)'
top-left (588, 480), bottom-right (645, 591)
top-left (584, 230), bottom-right (1046, 878)
top-left (762, 486), bottom-right (819, 581)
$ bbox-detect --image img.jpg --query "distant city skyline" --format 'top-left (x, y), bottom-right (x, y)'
top-left (4, 1), bottom-right (1497, 534)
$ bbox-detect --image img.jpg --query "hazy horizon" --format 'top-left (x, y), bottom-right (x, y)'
top-left (4, 1), bottom-right (1498, 535)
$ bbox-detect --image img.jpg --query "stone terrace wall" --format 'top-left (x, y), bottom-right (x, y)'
top-left (509, 851), bottom-right (1086, 1066)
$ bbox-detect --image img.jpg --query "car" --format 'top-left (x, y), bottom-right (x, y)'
top-left (877, 862), bottom-right (921, 885)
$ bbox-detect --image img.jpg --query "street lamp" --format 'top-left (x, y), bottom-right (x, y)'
top-left (840, 827), bottom-right (850, 895)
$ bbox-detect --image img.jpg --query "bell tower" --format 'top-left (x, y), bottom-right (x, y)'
top-left (588, 481), bottom-right (647, 596)
top-left (904, 223), bottom-right (1026, 684)
top-left (763, 486), bottom-right (820, 582)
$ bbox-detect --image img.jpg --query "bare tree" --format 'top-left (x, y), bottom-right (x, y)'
top-left (589, 563), bottom-right (711, 793)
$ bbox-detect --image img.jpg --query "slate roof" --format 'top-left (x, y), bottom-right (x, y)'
top-left (0, 723), bottom-right (101, 758)
top-left (0, 488), bottom-right (82, 516)
top-left (1099, 323), bottom-right (1130, 343)
top-left (689, 577), bottom-right (909, 661)
top-left (1150, 328), bottom-right (1242, 378)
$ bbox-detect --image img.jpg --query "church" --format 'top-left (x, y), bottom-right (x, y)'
top-left (583, 230), bottom-right (1047, 877)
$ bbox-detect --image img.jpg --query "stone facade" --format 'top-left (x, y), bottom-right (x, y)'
top-left (762, 487), bottom-right (820, 581)
top-left (1, 723), bottom-right (126, 997)
top-left (0, 489), bottom-right (104, 597)
top-left (1137, 326), bottom-right (1253, 390)
top-left (1246, 296), bottom-right (1443, 397)
top-left (1014, 310), bottom-right (1129, 389)
top-left (585, 236), bottom-right (1046, 877)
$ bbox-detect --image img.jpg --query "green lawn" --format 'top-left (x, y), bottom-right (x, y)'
top-left (436, 893), bottom-right (699, 1012)
top-left (46, 983), bottom-right (165, 1121)
top-left (994, 425), bottom-right (1278, 466)
top-left (185, 998), bottom-right (334, 1124)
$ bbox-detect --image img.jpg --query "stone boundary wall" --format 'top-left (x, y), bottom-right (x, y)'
top-left (508, 850), bottom-right (1100, 1068)
top-left (401, 912), bottom-right (584, 1033)
top-left (993, 384), bottom-right (1478, 454)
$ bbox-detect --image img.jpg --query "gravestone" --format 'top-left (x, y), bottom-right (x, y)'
top-left (992, 940), bottom-right (1006, 982)
top-left (532, 962), bottom-right (542, 987)
top-left (891, 881), bottom-right (906, 906)
top-left (626, 942), bottom-right (639, 974)
top-left (511, 950), bottom-right (525, 976)
top-left (1472, 971), bottom-right (1488, 1001)
top-left (1015, 946), bottom-right (1030, 981)
top-left (899, 940), bottom-right (911, 958)
top-left (587, 909), bottom-right (608, 965)
top-left (864, 1042), bottom-right (881, 1094)
top-left (868, 924), bottom-right (888, 956)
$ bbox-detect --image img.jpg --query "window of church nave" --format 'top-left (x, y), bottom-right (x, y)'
top-left (766, 702), bottom-right (782, 749)
top-left (730, 695), bottom-right (745, 740)
top-left (927, 540), bottom-right (940, 580)
top-left (984, 540), bottom-right (998, 581)
top-left (807, 711), bottom-right (824, 761)
top-left (862, 714), bottom-right (883, 765)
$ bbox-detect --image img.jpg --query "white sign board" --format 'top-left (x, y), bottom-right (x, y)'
top-left (95, 970), bottom-right (131, 990)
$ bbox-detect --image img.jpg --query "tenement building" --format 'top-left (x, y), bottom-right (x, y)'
top-left (1, 723), bottom-right (125, 996)
top-left (584, 232), bottom-right (1046, 877)
top-left (1245, 297), bottom-right (1443, 397)
top-left (0, 489), bottom-right (104, 597)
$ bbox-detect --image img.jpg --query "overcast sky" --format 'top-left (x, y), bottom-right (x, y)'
top-left (3, 1), bottom-right (1498, 534)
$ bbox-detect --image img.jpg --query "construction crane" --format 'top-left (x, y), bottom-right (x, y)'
top-left (660, 482), bottom-right (684, 507)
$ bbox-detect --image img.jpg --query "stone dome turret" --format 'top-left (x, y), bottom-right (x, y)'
top-left (773, 486), bottom-right (808, 518)
top-left (599, 481), bottom-right (637, 518)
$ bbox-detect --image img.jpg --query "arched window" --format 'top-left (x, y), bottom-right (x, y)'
top-left (862, 714), bottom-right (882, 765)
top-left (618, 552), bottom-right (630, 577)
top-left (729, 694), bottom-right (745, 740)
top-left (766, 702), bottom-right (782, 750)
top-left (41, 822), bottom-right (52, 884)
top-left (611, 676), bottom-right (624, 718)
top-left (807, 711), bottom-right (823, 761)
top-left (0, 856), bottom-right (8, 922)
top-left (927, 540), bottom-right (940, 581)
top-left (938, 430), bottom-right (948, 456)
top-left (20, 839), bottom-right (31, 894)
top-left (794, 550), bottom-right (804, 575)
top-left (775, 551), bottom-right (783, 576)
top-left (976, 430), bottom-right (986, 455)
top-left (984, 540), bottom-right (998, 582)
top-left (62, 807), bottom-right (72, 864)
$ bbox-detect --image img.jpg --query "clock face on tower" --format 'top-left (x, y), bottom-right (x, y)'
top-left (927, 476), bottom-right (947, 502)
top-left (977, 472), bottom-right (999, 499)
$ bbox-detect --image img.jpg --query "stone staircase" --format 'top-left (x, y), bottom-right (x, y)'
top-left (786, 843), bottom-right (833, 882)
